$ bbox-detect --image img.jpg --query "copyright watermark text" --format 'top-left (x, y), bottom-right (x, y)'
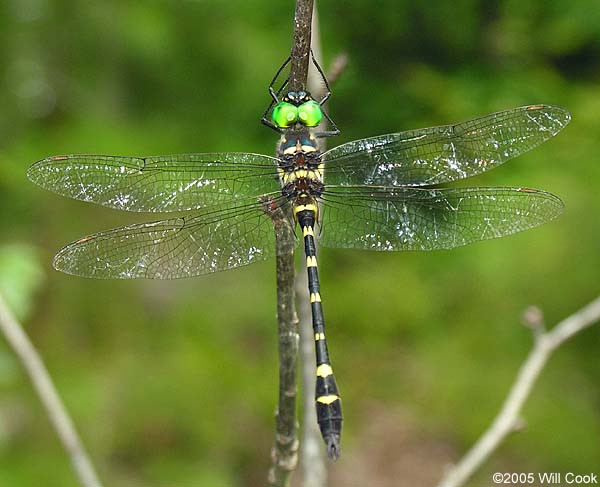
top-left (492, 472), bottom-right (598, 485)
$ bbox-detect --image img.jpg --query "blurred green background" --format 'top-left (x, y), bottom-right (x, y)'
top-left (1, 1), bottom-right (599, 486)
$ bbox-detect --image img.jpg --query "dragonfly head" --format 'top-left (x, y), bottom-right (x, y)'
top-left (271, 91), bottom-right (323, 129)
top-left (284, 90), bottom-right (311, 105)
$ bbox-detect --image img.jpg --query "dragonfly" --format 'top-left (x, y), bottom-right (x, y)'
top-left (27, 56), bottom-right (570, 460)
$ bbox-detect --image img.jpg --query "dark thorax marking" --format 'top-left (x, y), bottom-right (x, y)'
top-left (277, 130), bottom-right (325, 206)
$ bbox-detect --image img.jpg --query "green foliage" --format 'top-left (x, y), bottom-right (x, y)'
top-left (0, 244), bottom-right (45, 321)
top-left (1, 1), bottom-right (599, 485)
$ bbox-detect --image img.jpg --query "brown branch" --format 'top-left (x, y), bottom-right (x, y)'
top-left (267, 2), bottom-right (314, 485)
top-left (437, 296), bottom-right (600, 487)
top-left (0, 292), bottom-right (104, 487)
top-left (267, 201), bottom-right (300, 487)
top-left (289, 0), bottom-right (314, 91)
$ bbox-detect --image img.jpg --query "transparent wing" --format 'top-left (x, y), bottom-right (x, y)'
top-left (53, 194), bottom-right (296, 279)
top-left (323, 105), bottom-right (570, 187)
top-left (27, 153), bottom-right (281, 212)
top-left (318, 186), bottom-right (563, 251)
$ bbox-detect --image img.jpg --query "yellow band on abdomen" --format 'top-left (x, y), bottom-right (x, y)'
top-left (316, 394), bottom-right (339, 405)
top-left (316, 364), bottom-right (333, 377)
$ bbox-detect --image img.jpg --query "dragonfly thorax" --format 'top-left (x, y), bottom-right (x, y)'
top-left (280, 158), bottom-right (324, 200)
top-left (277, 130), bottom-right (321, 162)
top-left (278, 131), bottom-right (324, 202)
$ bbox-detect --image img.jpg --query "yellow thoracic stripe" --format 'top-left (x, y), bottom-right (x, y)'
top-left (306, 256), bottom-right (317, 267)
top-left (316, 363), bottom-right (333, 377)
top-left (316, 394), bottom-right (339, 405)
top-left (284, 172), bottom-right (296, 183)
top-left (314, 332), bottom-right (325, 341)
top-left (310, 292), bottom-right (321, 303)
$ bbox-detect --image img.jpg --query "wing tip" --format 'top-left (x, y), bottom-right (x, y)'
top-left (526, 104), bottom-right (572, 130)
top-left (27, 155), bottom-right (71, 185)
top-left (515, 187), bottom-right (565, 223)
top-left (52, 245), bottom-right (139, 280)
top-left (52, 251), bottom-right (76, 277)
top-left (52, 241), bottom-right (84, 277)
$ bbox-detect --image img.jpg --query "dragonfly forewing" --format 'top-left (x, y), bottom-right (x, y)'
top-left (323, 105), bottom-right (570, 187)
top-left (27, 153), bottom-right (281, 212)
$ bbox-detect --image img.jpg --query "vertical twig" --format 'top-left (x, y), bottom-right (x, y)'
top-left (267, 1), bottom-right (314, 485)
top-left (437, 296), bottom-right (600, 487)
top-left (268, 201), bottom-right (301, 487)
top-left (288, 0), bottom-right (314, 91)
top-left (0, 293), bottom-right (104, 487)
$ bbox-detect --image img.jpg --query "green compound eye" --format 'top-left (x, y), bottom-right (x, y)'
top-left (272, 102), bottom-right (298, 128)
top-left (297, 100), bottom-right (323, 127)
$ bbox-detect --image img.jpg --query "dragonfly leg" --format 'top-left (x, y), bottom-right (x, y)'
top-left (309, 51), bottom-right (340, 137)
top-left (268, 56), bottom-right (291, 99)
top-left (315, 110), bottom-right (340, 138)
top-left (261, 57), bottom-right (292, 133)
top-left (310, 50), bottom-right (332, 106)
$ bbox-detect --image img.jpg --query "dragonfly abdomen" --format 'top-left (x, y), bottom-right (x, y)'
top-left (295, 205), bottom-right (342, 460)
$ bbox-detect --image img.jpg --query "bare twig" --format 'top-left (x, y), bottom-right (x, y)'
top-left (289, 0), bottom-right (314, 91)
top-left (266, 192), bottom-right (300, 467)
top-left (0, 292), bottom-right (104, 487)
top-left (325, 53), bottom-right (348, 86)
top-left (267, 2), bottom-right (314, 485)
top-left (267, 202), bottom-right (300, 487)
top-left (437, 296), bottom-right (600, 487)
